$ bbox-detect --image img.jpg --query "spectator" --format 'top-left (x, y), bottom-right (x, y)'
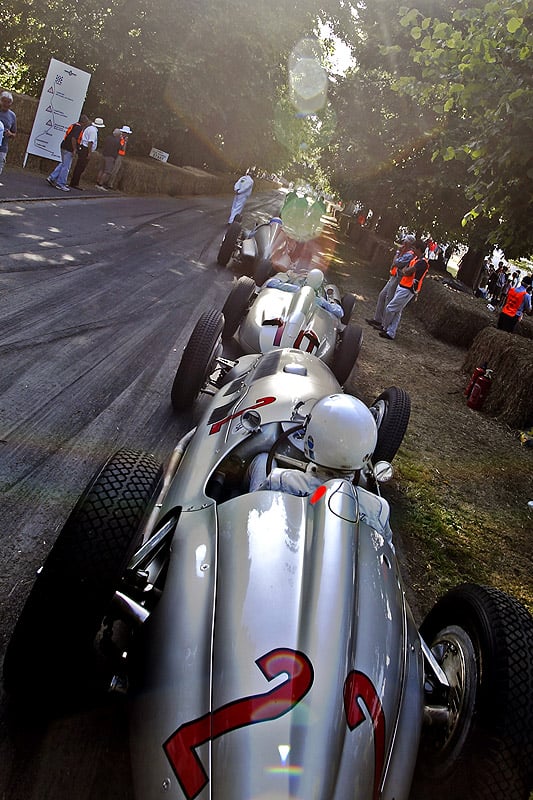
top-left (366, 234), bottom-right (416, 330)
top-left (107, 125), bottom-right (132, 190)
top-left (69, 116), bottom-right (105, 189)
top-left (497, 275), bottom-right (532, 332)
top-left (378, 240), bottom-right (429, 341)
top-left (486, 264), bottom-right (500, 304)
top-left (46, 114), bottom-right (89, 192)
top-left (228, 173), bottom-right (254, 223)
top-left (96, 128), bottom-right (121, 190)
top-left (0, 91), bottom-right (17, 176)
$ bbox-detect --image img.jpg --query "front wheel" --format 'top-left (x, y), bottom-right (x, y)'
top-left (412, 584), bottom-right (533, 800)
top-left (340, 293), bottom-right (356, 325)
top-left (217, 222), bottom-right (241, 266)
top-left (171, 309), bottom-right (224, 411)
top-left (3, 449), bottom-right (163, 703)
top-left (331, 323), bottom-right (363, 385)
top-left (221, 276), bottom-right (256, 339)
top-left (369, 386), bottom-right (410, 463)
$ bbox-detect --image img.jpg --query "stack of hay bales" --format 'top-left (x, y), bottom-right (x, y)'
top-left (409, 275), bottom-right (533, 346)
top-left (463, 327), bottom-right (533, 428)
top-left (410, 277), bottom-right (495, 348)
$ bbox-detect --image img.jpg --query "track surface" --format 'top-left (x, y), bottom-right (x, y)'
top-left (0, 189), bottom-right (283, 799)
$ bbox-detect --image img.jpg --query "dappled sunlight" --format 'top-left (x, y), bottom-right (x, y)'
top-left (11, 252), bottom-right (47, 262)
top-left (17, 233), bottom-right (43, 240)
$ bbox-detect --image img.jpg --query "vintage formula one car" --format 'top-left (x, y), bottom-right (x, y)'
top-left (170, 270), bottom-right (363, 410)
top-left (4, 349), bottom-right (532, 800)
top-left (217, 216), bottom-right (302, 285)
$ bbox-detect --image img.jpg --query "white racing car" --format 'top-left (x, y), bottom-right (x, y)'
top-left (170, 269), bottom-right (363, 410)
top-left (4, 348), bottom-right (532, 800)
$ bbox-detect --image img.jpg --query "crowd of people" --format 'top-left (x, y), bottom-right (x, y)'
top-left (0, 92), bottom-right (133, 192)
top-left (46, 113), bottom-right (132, 192)
top-left (477, 259), bottom-right (532, 332)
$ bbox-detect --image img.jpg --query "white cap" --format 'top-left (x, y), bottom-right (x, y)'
top-left (93, 117), bottom-right (105, 128)
top-left (120, 125), bottom-right (132, 134)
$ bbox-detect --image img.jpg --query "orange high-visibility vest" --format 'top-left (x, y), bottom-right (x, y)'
top-left (399, 256), bottom-right (429, 293)
top-left (118, 136), bottom-right (127, 156)
top-left (63, 124), bottom-right (83, 146)
top-left (390, 248), bottom-right (415, 276)
top-left (502, 285), bottom-right (528, 317)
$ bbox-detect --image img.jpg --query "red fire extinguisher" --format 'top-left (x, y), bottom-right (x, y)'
top-left (464, 364), bottom-right (487, 398)
top-left (467, 369), bottom-right (494, 410)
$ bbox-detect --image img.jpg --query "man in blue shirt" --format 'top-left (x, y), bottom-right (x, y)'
top-left (0, 91), bottom-right (17, 176)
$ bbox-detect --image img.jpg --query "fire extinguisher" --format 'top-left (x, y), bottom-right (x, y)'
top-left (464, 364), bottom-right (487, 398)
top-left (467, 369), bottom-right (494, 410)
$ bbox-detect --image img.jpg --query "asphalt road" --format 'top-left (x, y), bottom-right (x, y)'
top-left (0, 183), bottom-right (284, 799)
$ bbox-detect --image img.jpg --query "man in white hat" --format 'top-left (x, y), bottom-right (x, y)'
top-left (107, 125), bottom-right (132, 190)
top-left (69, 116), bottom-right (105, 189)
top-left (0, 91), bottom-right (17, 176)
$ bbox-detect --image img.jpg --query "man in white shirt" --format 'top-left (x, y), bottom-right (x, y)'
top-left (228, 173), bottom-right (254, 223)
top-left (69, 116), bottom-right (105, 189)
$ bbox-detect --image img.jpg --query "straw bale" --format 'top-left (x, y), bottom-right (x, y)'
top-left (462, 326), bottom-right (533, 428)
top-left (411, 276), bottom-right (498, 348)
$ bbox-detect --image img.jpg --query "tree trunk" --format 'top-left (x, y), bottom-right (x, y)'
top-left (456, 248), bottom-right (484, 289)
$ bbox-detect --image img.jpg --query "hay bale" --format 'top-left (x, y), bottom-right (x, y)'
top-left (411, 276), bottom-right (497, 348)
top-left (462, 326), bottom-right (533, 427)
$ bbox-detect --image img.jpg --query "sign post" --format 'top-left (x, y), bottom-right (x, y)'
top-left (24, 58), bottom-right (91, 166)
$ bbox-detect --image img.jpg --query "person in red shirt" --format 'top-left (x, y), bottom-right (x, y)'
top-left (497, 275), bottom-right (532, 332)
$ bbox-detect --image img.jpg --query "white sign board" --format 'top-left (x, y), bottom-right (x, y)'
top-left (25, 58), bottom-right (91, 164)
top-left (149, 147), bottom-right (169, 163)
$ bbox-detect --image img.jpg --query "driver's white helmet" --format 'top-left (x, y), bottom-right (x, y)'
top-left (306, 268), bottom-right (324, 290)
top-left (304, 394), bottom-right (378, 470)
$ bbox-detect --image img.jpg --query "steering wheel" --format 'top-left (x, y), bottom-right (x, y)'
top-left (266, 423), bottom-right (306, 475)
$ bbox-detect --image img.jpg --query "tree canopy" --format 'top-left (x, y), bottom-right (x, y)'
top-left (1, 0), bottom-right (531, 257)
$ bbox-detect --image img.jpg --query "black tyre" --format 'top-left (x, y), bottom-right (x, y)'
top-left (340, 293), bottom-right (356, 325)
top-left (217, 222), bottom-right (241, 266)
top-left (331, 323), bottom-right (363, 385)
top-left (254, 258), bottom-right (274, 286)
top-left (412, 584), bottom-right (533, 800)
top-left (221, 276), bottom-right (256, 339)
top-left (370, 386), bottom-right (410, 462)
top-left (171, 309), bottom-right (224, 411)
top-left (3, 449), bottom-right (163, 702)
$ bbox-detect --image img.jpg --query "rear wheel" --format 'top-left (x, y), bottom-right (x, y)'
top-left (412, 584), bottom-right (533, 800)
top-left (221, 276), bottom-right (256, 339)
top-left (254, 258), bottom-right (274, 286)
top-left (217, 222), bottom-right (241, 266)
top-left (370, 386), bottom-right (410, 462)
top-left (171, 309), bottom-right (224, 410)
top-left (331, 323), bottom-right (363, 385)
top-left (3, 449), bottom-right (163, 704)
top-left (340, 293), bottom-right (356, 325)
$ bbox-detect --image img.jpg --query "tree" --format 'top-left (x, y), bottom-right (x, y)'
top-left (392, 0), bottom-right (533, 258)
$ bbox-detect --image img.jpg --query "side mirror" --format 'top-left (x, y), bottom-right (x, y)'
top-left (373, 460), bottom-right (394, 483)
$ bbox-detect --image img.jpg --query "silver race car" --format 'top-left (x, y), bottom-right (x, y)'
top-left (4, 349), bottom-right (532, 800)
top-left (170, 270), bottom-right (362, 410)
top-left (217, 216), bottom-right (294, 284)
